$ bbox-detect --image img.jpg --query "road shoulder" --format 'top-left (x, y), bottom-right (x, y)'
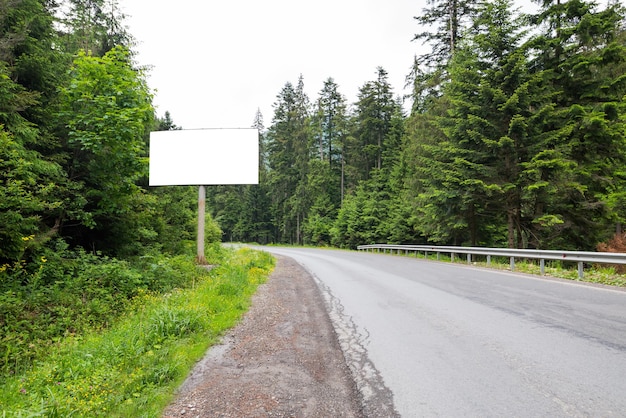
top-left (162, 254), bottom-right (363, 417)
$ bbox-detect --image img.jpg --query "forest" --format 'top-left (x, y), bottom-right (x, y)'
top-left (210, 0), bottom-right (626, 252)
top-left (0, 0), bottom-right (624, 410)
top-left (1, 0), bottom-right (625, 268)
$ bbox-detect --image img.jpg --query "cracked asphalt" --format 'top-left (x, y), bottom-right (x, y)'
top-left (162, 255), bottom-right (397, 417)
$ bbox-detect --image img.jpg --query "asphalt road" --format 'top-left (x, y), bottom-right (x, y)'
top-left (258, 247), bottom-right (626, 417)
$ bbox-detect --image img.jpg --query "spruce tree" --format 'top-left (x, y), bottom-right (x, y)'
top-left (266, 76), bottom-right (311, 243)
top-left (526, 0), bottom-right (626, 248)
top-left (409, 0), bottom-right (481, 113)
top-left (0, 0), bottom-right (66, 262)
top-left (408, 0), bottom-right (551, 247)
top-left (58, 0), bottom-right (132, 56)
top-left (352, 67), bottom-right (399, 178)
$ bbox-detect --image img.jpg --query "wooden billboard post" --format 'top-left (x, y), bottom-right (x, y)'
top-left (149, 128), bottom-right (259, 265)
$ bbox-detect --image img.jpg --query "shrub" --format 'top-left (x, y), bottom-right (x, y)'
top-left (0, 247), bottom-right (275, 418)
top-left (597, 231), bottom-right (626, 273)
top-left (0, 247), bottom-right (203, 376)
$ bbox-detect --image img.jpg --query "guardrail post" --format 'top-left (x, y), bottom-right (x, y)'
top-left (358, 244), bottom-right (626, 279)
top-left (578, 262), bottom-right (584, 279)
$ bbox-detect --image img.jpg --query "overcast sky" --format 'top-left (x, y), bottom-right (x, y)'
top-left (122, 1), bottom-right (538, 130)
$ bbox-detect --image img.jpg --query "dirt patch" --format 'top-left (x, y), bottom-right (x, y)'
top-left (162, 255), bottom-right (363, 417)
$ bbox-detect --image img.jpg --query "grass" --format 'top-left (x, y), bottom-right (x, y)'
top-left (381, 249), bottom-right (626, 287)
top-left (0, 246), bottom-right (275, 417)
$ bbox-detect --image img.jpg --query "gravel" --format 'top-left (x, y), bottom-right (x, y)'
top-left (162, 255), bottom-right (366, 417)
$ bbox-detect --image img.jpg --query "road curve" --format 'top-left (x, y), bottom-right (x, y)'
top-left (257, 247), bottom-right (626, 417)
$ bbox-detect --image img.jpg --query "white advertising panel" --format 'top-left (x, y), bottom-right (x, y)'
top-left (149, 128), bottom-right (259, 186)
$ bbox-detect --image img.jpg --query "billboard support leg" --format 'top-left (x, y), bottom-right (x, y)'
top-left (196, 185), bottom-right (207, 265)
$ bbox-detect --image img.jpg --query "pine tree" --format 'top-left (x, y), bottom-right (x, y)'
top-left (58, 0), bottom-right (132, 56)
top-left (246, 109), bottom-right (272, 244)
top-left (352, 67), bottom-right (399, 179)
top-left (0, 0), bottom-right (66, 262)
top-left (409, 0), bottom-right (480, 113)
top-left (413, 0), bottom-right (480, 65)
top-left (310, 78), bottom-right (349, 206)
top-left (156, 111), bottom-right (180, 131)
top-left (408, 0), bottom-right (551, 247)
top-left (525, 0), bottom-right (626, 248)
top-left (311, 78), bottom-right (347, 165)
top-left (266, 76), bottom-right (311, 243)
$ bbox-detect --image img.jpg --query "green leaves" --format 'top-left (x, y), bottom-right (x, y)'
top-left (57, 46), bottom-right (154, 253)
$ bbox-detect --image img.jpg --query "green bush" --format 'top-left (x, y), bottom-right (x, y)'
top-left (0, 245), bottom-right (204, 376)
top-left (0, 247), bottom-right (275, 418)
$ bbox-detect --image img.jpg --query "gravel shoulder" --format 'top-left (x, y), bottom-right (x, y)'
top-left (162, 255), bottom-right (363, 417)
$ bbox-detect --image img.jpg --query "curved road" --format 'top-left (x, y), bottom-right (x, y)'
top-left (258, 247), bottom-right (626, 417)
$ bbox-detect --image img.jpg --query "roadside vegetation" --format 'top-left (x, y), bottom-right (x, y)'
top-left (210, 0), bottom-right (626, 253)
top-left (384, 250), bottom-right (626, 288)
top-left (0, 245), bottom-right (274, 417)
top-left (1, 0), bottom-right (624, 414)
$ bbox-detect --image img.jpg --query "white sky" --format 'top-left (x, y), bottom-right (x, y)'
top-left (122, 0), bottom-right (427, 129)
top-left (122, 0), bottom-right (537, 130)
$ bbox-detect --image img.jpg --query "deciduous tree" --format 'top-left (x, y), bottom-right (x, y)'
top-left (58, 46), bottom-right (154, 254)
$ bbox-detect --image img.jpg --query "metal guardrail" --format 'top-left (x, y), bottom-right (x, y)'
top-left (356, 244), bottom-right (626, 279)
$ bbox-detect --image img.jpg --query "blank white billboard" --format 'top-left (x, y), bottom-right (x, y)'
top-left (149, 128), bottom-right (259, 186)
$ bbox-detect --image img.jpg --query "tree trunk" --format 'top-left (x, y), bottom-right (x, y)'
top-left (296, 213), bottom-right (301, 245)
top-left (341, 156), bottom-right (345, 204)
top-left (377, 133), bottom-right (382, 170)
top-left (469, 204), bottom-right (477, 246)
top-left (507, 209), bottom-right (515, 249)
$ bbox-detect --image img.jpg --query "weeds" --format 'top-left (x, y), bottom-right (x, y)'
top-left (0, 244), bottom-right (206, 377)
top-left (0, 247), bottom-right (274, 417)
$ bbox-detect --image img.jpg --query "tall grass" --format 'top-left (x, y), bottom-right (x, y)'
top-left (0, 246), bottom-right (274, 417)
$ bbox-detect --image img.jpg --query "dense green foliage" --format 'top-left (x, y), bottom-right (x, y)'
top-left (1, 242), bottom-right (200, 376)
top-left (0, 1), bottom-right (625, 408)
top-left (0, 0), bottom-right (220, 383)
top-left (0, 246), bottom-right (274, 417)
top-left (0, 0), bottom-right (202, 265)
top-left (209, 0), bottom-right (626, 251)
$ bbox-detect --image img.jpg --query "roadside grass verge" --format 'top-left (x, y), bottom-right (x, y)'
top-left (0, 246), bottom-right (274, 417)
top-left (378, 250), bottom-right (626, 287)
